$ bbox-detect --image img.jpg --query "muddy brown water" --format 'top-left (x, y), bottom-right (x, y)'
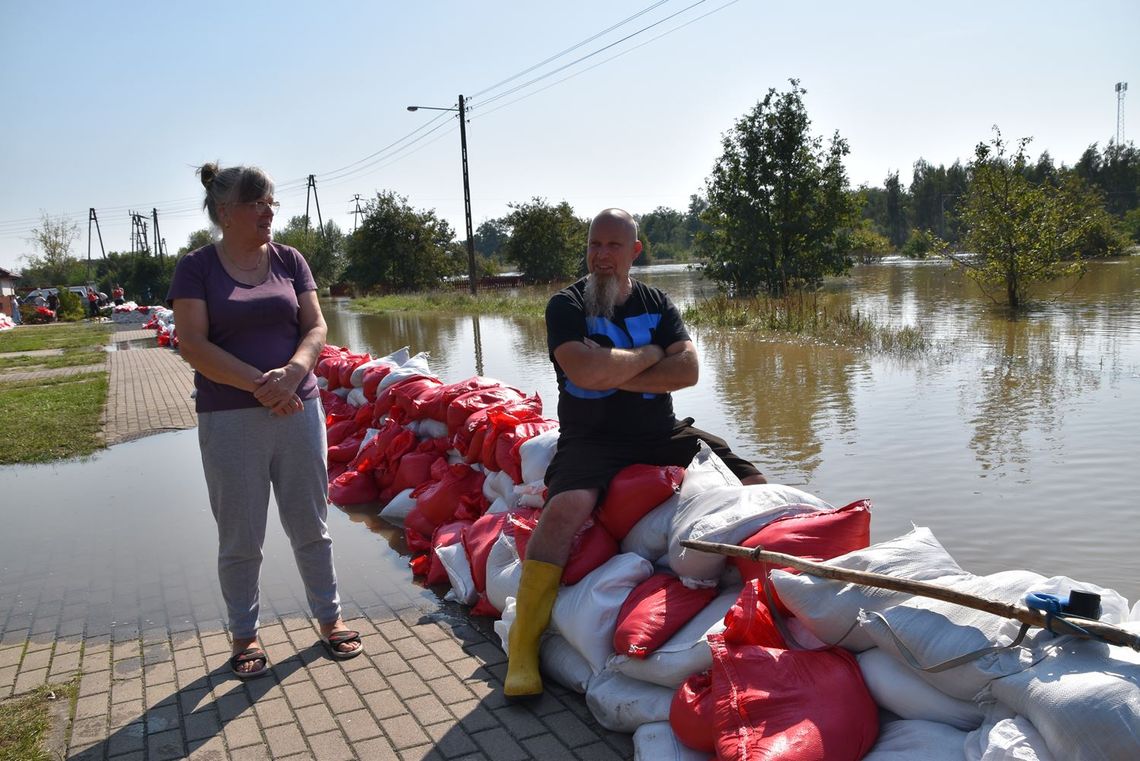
top-left (1, 257), bottom-right (1136, 641)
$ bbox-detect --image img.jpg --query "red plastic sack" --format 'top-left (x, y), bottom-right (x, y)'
top-left (325, 418), bottom-right (359, 448)
top-left (462, 512), bottom-right (512, 594)
top-left (595, 464), bottom-right (684, 541)
top-left (730, 499), bottom-right (872, 581)
top-left (373, 376), bottom-right (425, 420)
top-left (670, 671), bottom-right (716, 753)
top-left (428, 520), bottom-right (472, 586)
top-left (328, 469), bottom-right (379, 506)
top-left (327, 430), bottom-right (365, 463)
top-left (709, 634), bottom-right (879, 761)
top-left (509, 513), bottom-right (618, 586)
top-left (421, 376), bottom-right (507, 423)
top-left (457, 394), bottom-right (542, 460)
top-left (338, 352), bottom-right (372, 390)
top-left (723, 579), bottom-right (787, 648)
top-left (361, 365), bottom-right (392, 401)
top-left (413, 463), bottom-right (487, 528)
top-left (493, 419), bottom-right (559, 483)
top-left (613, 572), bottom-right (718, 659)
top-left (446, 386), bottom-right (525, 437)
top-left (390, 376), bottom-right (444, 421)
top-left (391, 451), bottom-right (441, 495)
top-left (404, 506), bottom-right (437, 543)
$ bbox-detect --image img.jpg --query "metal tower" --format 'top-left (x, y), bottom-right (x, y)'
top-left (1116, 82), bottom-right (1128, 145)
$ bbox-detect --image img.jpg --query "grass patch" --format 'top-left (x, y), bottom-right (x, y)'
top-left (0, 679), bottom-right (77, 761)
top-left (0, 322), bottom-right (113, 353)
top-left (0, 372), bottom-right (109, 464)
top-left (0, 350), bottom-right (106, 371)
top-left (685, 293), bottom-right (930, 355)
top-left (351, 290), bottom-right (549, 318)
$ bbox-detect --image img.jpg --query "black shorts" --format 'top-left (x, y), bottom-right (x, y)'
top-left (543, 418), bottom-right (762, 499)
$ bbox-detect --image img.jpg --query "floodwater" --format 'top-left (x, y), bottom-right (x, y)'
top-left (1, 256), bottom-right (1137, 639)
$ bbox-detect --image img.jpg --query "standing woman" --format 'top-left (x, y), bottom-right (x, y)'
top-left (169, 162), bottom-right (362, 679)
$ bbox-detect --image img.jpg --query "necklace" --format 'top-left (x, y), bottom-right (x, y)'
top-left (218, 240), bottom-right (265, 272)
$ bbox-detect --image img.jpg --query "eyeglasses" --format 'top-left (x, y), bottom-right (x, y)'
top-left (236, 200), bottom-right (280, 212)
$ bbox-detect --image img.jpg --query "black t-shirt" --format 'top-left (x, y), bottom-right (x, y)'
top-left (546, 278), bottom-right (690, 440)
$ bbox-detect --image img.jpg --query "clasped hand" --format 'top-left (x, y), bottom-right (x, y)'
top-left (253, 365), bottom-right (305, 416)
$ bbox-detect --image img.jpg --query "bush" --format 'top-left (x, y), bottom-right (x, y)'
top-left (54, 288), bottom-right (85, 321)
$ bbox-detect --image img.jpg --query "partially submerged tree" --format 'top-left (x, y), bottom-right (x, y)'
top-left (501, 198), bottom-right (586, 282)
top-left (700, 80), bottom-right (859, 295)
top-left (954, 131), bottom-right (1121, 309)
top-left (344, 191), bottom-right (458, 293)
top-left (274, 216), bottom-right (345, 286)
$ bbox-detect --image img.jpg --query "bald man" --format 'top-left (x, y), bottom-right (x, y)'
top-left (504, 208), bottom-right (766, 699)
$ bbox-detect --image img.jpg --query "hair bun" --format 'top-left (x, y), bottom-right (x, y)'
top-left (198, 162), bottom-right (219, 188)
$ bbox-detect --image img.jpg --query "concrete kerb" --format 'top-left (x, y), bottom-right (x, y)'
top-left (0, 327), bottom-right (635, 760)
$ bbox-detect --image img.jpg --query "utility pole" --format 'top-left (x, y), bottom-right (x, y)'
top-left (304, 174), bottom-right (325, 237)
top-left (87, 208), bottom-right (106, 281)
top-left (349, 194), bottom-right (364, 233)
top-left (1116, 82), bottom-right (1128, 145)
top-left (151, 208), bottom-right (164, 262)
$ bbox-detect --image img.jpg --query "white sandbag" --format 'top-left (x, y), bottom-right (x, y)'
top-left (405, 418), bottom-right (448, 439)
top-left (378, 488), bottom-right (416, 526)
top-left (550, 553), bottom-right (653, 675)
top-left (434, 543), bottom-right (478, 605)
top-left (446, 448), bottom-right (465, 465)
top-left (516, 480), bottom-right (547, 508)
top-left (676, 440), bottom-right (741, 493)
top-left (331, 387), bottom-right (350, 399)
top-left (984, 622), bottom-right (1140, 761)
top-left (349, 346), bottom-right (410, 387)
top-left (668, 484), bottom-right (828, 583)
top-left (632, 721), bottom-right (708, 761)
top-left (541, 633), bottom-right (594, 693)
top-left (486, 497), bottom-right (510, 514)
top-left (621, 495), bottom-right (676, 562)
top-left (863, 720), bottom-right (969, 761)
top-left (608, 584), bottom-right (741, 688)
top-left (484, 533), bottom-right (522, 614)
top-left (346, 386), bottom-right (368, 408)
top-left (857, 648), bottom-right (985, 730)
top-left (964, 702), bottom-right (1055, 761)
top-left (376, 351), bottom-right (432, 394)
top-left (316, 376), bottom-right (328, 390)
top-left (860, 570), bottom-right (1050, 701)
top-left (771, 526), bottom-right (969, 652)
top-left (493, 596), bottom-right (515, 652)
top-left (1025, 576), bottom-right (1131, 625)
top-left (519, 427), bottom-right (560, 485)
top-left (585, 668), bottom-right (674, 733)
top-left (483, 470), bottom-right (517, 505)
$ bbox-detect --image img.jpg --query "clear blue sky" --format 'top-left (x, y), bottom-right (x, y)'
top-left (1, 0), bottom-right (1136, 273)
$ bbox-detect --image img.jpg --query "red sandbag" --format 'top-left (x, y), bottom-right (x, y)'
top-left (446, 386), bottom-right (526, 437)
top-left (338, 352), bottom-right (372, 389)
top-left (321, 390), bottom-right (355, 424)
top-left (404, 505), bottom-right (437, 543)
top-left (595, 464), bottom-right (684, 541)
top-left (373, 376), bottom-right (426, 420)
top-left (326, 460), bottom-right (349, 484)
top-left (413, 463), bottom-right (487, 527)
top-left (421, 376), bottom-right (508, 422)
top-left (390, 376), bottom-right (444, 421)
top-left (477, 406), bottom-right (546, 470)
top-left (730, 499), bottom-right (872, 581)
top-left (462, 512), bottom-right (511, 594)
top-left (352, 402), bottom-right (373, 430)
top-left (428, 520), bottom-right (472, 586)
top-left (723, 579), bottom-right (786, 648)
top-left (328, 469), bottom-right (379, 506)
top-left (457, 394), bottom-right (542, 460)
top-left (361, 365), bottom-right (392, 401)
top-left (325, 418), bottom-right (359, 448)
top-left (509, 513), bottom-right (618, 586)
top-left (709, 634), bottom-right (879, 761)
top-left (613, 572), bottom-right (718, 659)
top-left (327, 430), bottom-right (365, 463)
top-left (670, 671), bottom-right (717, 753)
top-left (391, 451), bottom-right (441, 495)
top-left (494, 419), bottom-right (559, 483)
top-left (409, 552), bottom-right (430, 577)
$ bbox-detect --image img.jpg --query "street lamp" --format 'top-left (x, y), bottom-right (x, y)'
top-left (407, 95), bottom-right (477, 295)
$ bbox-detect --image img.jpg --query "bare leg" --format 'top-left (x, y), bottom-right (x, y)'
top-left (525, 488), bottom-right (600, 564)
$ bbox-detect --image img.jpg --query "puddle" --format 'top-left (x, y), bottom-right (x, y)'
top-left (105, 337), bottom-right (159, 352)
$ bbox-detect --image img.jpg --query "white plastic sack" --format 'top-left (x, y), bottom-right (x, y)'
top-left (771, 526), bottom-right (969, 652)
top-left (484, 532), bottom-right (522, 614)
top-left (608, 584), bottom-right (741, 688)
top-left (378, 488), bottom-right (416, 526)
top-left (516, 480), bottom-right (547, 508)
top-left (349, 346), bottom-right (410, 387)
top-left (857, 648), bottom-right (985, 730)
top-left (483, 470), bottom-right (517, 506)
top-left (621, 495), bottom-right (677, 562)
top-left (964, 702), bottom-right (1055, 761)
top-left (860, 569), bottom-right (1050, 701)
top-left (632, 721), bottom-right (708, 761)
top-left (1025, 576), bottom-right (1131, 625)
top-left (434, 543), bottom-right (478, 605)
top-left (585, 668), bottom-right (674, 733)
top-left (376, 351), bottom-right (432, 394)
top-left (405, 418), bottom-right (448, 439)
top-left (346, 386), bottom-right (368, 408)
top-left (984, 622), bottom-right (1140, 761)
top-left (863, 720), bottom-right (969, 761)
top-left (668, 483), bottom-right (829, 584)
top-left (519, 427), bottom-right (560, 485)
top-left (550, 553), bottom-right (653, 675)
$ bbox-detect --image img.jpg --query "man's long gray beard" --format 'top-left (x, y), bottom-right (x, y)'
top-left (584, 273), bottom-right (621, 319)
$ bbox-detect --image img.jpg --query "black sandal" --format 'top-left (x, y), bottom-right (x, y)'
top-left (322, 630), bottom-right (364, 660)
top-left (229, 647), bottom-right (270, 679)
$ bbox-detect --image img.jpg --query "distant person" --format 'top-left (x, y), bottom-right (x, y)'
top-left (31, 288), bottom-right (46, 308)
top-left (112, 284), bottom-right (124, 305)
top-left (86, 288), bottom-right (98, 318)
top-left (168, 161), bottom-right (361, 679)
top-left (46, 291), bottom-right (59, 312)
top-left (144, 286), bottom-right (153, 304)
top-left (504, 207), bottom-right (768, 699)
top-left (10, 297), bottom-right (20, 324)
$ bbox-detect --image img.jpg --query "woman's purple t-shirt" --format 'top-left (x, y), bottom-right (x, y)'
top-left (167, 242), bottom-right (319, 413)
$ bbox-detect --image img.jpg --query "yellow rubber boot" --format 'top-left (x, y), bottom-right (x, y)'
top-left (504, 559), bottom-right (563, 699)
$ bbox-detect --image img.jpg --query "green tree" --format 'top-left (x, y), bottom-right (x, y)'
top-left (177, 228), bottom-right (215, 256)
top-left (700, 80), bottom-right (859, 295)
top-left (474, 218), bottom-right (509, 260)
top-left (953, 131), bottom-right (1120, 309)
top-left (344, 191), bottom-right (458, 293)
top-left (883, 171), bottom-right (909, 248)
top-left (848, 220), bottom-right (892, 261)
top-left (501, 198), bottom-right (586, 282)
top-left (273, 216), bottom-right (345, 286)
top-left (22, 212), bottom-right (80, 284)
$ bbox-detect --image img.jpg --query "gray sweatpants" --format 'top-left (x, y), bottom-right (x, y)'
top-left (198, 399), bottom-right (340, 639)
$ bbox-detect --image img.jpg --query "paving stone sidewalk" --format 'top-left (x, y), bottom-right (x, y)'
top-left (0, 327), bottom-right (635, 760)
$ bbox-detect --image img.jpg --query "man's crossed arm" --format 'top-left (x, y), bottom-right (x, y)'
top-left (553, 339), bottom-right (699, 395)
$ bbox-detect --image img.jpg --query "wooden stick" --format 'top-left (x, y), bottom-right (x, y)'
top-left (681, 539), bottom-right (1140, 651)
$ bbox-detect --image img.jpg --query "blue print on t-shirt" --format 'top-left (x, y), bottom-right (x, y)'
top-left (566, 313), bottom-right (663, 399)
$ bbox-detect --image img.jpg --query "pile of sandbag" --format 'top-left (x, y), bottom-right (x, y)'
top-left (321, 343), bottom-right (1140, 760)
top-left (143, 307), bottom-right (177, 348)
top-left (0, 312), bottom-right (15, 330)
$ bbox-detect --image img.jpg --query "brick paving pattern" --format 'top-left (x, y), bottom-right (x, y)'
top-left (0, 325), bottom-right (635, 760)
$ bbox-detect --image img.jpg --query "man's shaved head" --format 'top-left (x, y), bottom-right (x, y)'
top-left (589, 208), bottom-right (638, 242)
